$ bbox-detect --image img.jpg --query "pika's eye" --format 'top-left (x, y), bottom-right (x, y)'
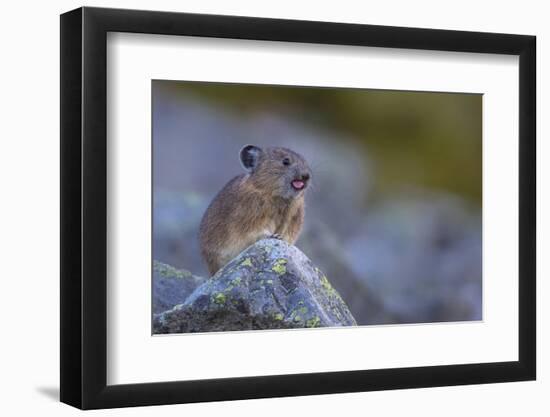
top-left (282, 157), bottom-right (291, 166)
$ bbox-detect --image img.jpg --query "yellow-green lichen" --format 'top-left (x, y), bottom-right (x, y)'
top-left (240, 258), bottom-right (253, 267)
top-left (289, 305), bottom-right (308, 322)
top-left (272, 259), bottom-right (287, 275)
top-left (273, 313), bottom-right (284, 321)
top-left (320, 275), bottom-right (333, 292)
top-left (213, 292), bottom-right (226, 305)
top-left (319, 274), bottom-right (346, 303)
top-left (153, 260), bottom-right (191, 279)
top-left (306, 316), bottom-right (321, 328)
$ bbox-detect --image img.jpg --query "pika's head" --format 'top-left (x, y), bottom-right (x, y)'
top-left (240, 145), bottom-right (312, 199)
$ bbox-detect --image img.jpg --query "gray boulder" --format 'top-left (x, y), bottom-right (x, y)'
top-left (153, 261), bottom-right (205, 314)
top-left (153, 239), bottom-right (357, 333)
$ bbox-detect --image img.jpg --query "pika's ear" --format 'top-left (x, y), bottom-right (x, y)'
top-left (239, 145), bottom-right (263, 172)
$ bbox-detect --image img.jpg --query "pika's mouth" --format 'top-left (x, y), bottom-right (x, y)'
top-left (291, 179), bottom-right (306, 190)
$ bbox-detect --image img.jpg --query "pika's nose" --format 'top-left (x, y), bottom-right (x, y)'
top-left (301, 173), bottom-right (311, 182)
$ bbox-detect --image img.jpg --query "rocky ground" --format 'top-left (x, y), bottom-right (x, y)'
top-left (153, 239), bottom-right (357, 334)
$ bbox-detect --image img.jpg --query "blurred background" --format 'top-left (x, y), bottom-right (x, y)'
top-left (152, 80), bottom-right (482, 325)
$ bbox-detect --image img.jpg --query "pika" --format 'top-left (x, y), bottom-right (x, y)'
top-left (199, 145), bottom-right (312, 276)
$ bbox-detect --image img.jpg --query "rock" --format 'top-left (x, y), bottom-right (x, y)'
top-left (153, 239), bottom-right (357, 333)
top-left (153, 190), bottom-right (209, 276)
top-left (152, 261), bottom-right (205, 314)
top-left (299, 218), bottom-right (397, 325)
top-left (344, 192), bottom-right (482, 323)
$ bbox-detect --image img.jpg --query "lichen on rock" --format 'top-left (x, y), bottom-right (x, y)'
top-left (152, 261), bottom-right (204, 314)
top-left (153, 238), bottom-right (357, 333)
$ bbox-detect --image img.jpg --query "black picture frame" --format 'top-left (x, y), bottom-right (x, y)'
top-left (60, 6), bottom-right (536, 410)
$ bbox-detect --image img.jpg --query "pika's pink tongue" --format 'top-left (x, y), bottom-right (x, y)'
top-left (292, 180), bottom-right (305, 190)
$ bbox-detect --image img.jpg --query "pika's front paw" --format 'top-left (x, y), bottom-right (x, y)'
top-left (269, 233), bottom-right (283, 240)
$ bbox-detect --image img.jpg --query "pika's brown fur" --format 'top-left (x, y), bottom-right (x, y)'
top-left (199, 145), bottom-right (312, 276)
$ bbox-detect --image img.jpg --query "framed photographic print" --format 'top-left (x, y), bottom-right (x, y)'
top-left (60, 6), bottom-right (536, 409)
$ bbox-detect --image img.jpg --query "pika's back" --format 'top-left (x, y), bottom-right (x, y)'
top-left (199, 145), bottom-right (312, 275)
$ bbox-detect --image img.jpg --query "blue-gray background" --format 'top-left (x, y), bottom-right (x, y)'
top-left (152, 80), bottom-right (482, 325)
